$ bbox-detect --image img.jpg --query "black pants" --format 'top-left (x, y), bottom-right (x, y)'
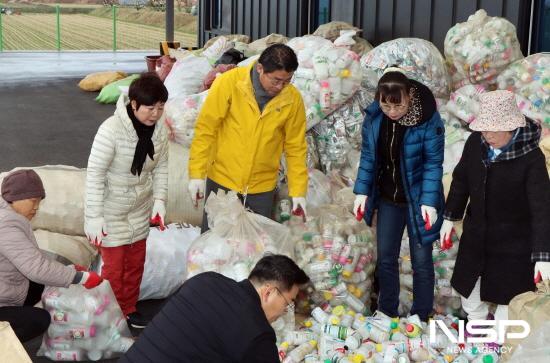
top-left (0, 281), bottom-right (50, 342)
top-left (201, 178), bottom-right (276, 233)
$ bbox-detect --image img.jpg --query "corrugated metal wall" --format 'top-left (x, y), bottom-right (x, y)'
top-left (330, 0), bottom-right (531, 54)
top-left (199, 0), bottom-right (532, 53)
top-left (199, 0), bottom-right (309, 46)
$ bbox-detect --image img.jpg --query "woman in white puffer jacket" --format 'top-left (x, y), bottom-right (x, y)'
top-left (84, 73), bottom-right (168, 328)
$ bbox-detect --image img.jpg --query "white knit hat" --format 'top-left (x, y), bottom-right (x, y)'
top-left (469, 90), bottom-right (526, 132)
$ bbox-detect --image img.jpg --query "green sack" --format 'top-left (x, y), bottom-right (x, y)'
top-left (95, 74), bottom-right (139, 104)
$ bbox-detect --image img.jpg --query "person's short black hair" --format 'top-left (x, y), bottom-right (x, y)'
top-left (258, 44), bottom-right (299, 73)
top-left (375, 68), bottom-right (412, 104)
top-left (128, 72), bottom-right (168, 109)
top-left (248, 254), bottom-right (309, 291)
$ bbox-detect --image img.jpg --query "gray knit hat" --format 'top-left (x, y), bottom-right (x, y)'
top-left (1, 169), bottom-right (46, 202)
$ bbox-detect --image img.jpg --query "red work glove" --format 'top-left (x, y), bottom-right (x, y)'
top-left (150, 199), bottom-right (166, 231)
top-left (78, 272), bottom-right (103, 289)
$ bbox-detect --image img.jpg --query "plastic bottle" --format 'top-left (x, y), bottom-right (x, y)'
top-left (354, 254), bottom-right (369, 273)
top-left (404, 315), bottom-right (423, 338)
top-left (304, 352), bottom-right (320, 362)
top-left (342, 248), bottom-right (361, 278)
top-left (451, 355), bottom-right (470, 363)
top-left (308, 260), bottom-right (332, 275)
top-left (396, 353), bottom-right (410, 363)
top-left (360, 322), bottom-right (389, 343)
top-left (319, 80), bottom-right (332, 109)
top-left (340, 310), bottom-right (355, 328)
top-left (51, 310), bottom-right (91, 325)
top-left (471, 352), bottom-right (499, 363)
top-left (343, 292), bottom-right (365, 313)
top-left (381, 345), bottom-right (399, 363)
top-left (350, 343), bottom-right (375, 362)
top-left (48, 324), bottom-right (96, 339)
top-left (409, 347), bottom-right (430, 361)
top-left (322, 324), bottom-right (352, 340)
top-left (331, 236), bottom-right (346, 262)
top-left (45, 337), bottom-right (73, 350)
top-left (285, 340), bottom-right (317, 363)
top-left (108, 337), bottom-right (134, 353)
top-left (278, 341), bottom-right (290, 361)
top-left (375, 342), bottom-right (407, 354)
top-left (44, 350), bottom-right (83, 361)
top-left (312, 306), bottom-right (330, 324)
top-left (370, 311), bottom-right (398, 332)
top-left (285, 330), bottom-right (318, 345)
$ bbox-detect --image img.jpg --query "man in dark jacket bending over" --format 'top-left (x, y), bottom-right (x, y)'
top-left (120, 254), bottom-right (309, 363)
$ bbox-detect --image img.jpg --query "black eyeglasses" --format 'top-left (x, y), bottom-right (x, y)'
top-left (274, 287), bottom-right (295, 312)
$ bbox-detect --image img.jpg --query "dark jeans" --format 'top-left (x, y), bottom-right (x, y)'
top-left (376, 199), bottom-right (434, 321)
top-left (0, 281), bottom-right (51, 342)
top-left (201, 178), bottom-right (275, 233)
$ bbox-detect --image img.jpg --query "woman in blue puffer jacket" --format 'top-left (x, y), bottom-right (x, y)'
top-left (353, 67), bottom-right (445, 321)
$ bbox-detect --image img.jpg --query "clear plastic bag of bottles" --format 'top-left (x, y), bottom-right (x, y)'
top-left (164, 91), bottom-right (209, 146)
top-left (287, 35), bottom-right (364, 130)
top-left (497, 53), bottom-right (550, 128)
top-left (186, 190), bottom-right (294, 280)
top-left (37, 281), bottom-right (134, 361)
top-left (360, 37), bottom-right (451, 98)
top-left (444, 9), bottom-right (524, 90)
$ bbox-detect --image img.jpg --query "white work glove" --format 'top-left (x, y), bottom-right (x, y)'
top-left (292, 197), bottom-right (307, 217)
top-left (188, 179), bottom-right (205, 208)
top-left (150, 199), bottom-right (166, 231)
top-left (534, 262), bottom-right (550, 283)
top-left (439, 219), bottom-right (454, 249)
top-left (353, 195), bottom-right (368, 220)
top-left (421, 205), bottom-right (437, 230)
top-left (84, 217), bottom-right (107, 247)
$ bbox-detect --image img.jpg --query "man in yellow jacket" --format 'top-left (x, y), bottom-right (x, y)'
top-left (188, 44), bottom-right (308, 232)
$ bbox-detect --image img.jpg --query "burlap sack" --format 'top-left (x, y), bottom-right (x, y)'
top-left (204, 34), bottom-right (250, 49)
top-left (0, 166), bottom-right (86, 236)
top-left (313, 21), bottom-right (361, 41)
top-left (247, 33), bottom-right (289, 55)
top-left (165, 141), bottom-right (203, 227)
top-left (0, 322), bottom-right (33, 363)
top-left (78, 71), bottom-right (127, 92)
top-left (34, 229), bottom-right (98, 268)
top-left (501, 280), bottom-right (550, 361)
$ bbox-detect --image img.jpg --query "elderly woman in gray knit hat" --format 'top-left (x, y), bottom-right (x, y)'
top-left (441, 90), bottom-right (550, 325)
top-left (0, 169), bottom-right (103, 342)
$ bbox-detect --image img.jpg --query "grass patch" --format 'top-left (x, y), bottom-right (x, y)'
top-left (88, 6), bottom-right (197, 33)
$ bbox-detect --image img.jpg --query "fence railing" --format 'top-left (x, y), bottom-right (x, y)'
top-left (0, 4), bottom-right (197, 51)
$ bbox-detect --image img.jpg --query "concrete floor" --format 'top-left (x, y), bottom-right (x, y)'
top-left (0, 52), bottom-right (166, 362)
top-left (0, 52), bottom-right (152, 171)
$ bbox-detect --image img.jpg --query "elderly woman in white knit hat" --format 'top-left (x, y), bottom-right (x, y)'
top-left (440, 90), bottom-right (550, 324)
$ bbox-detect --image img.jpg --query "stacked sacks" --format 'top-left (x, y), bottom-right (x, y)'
top-left (360, 38), bottom-right (451, 98)
top-left (37, 282), bottom-right (134, 361)
top-left (287, 35), bottom-right (363, 130)
top-left (497, 53), bottom-right (550, 129)
top-left (444, 9), bottom-right (524, 90)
